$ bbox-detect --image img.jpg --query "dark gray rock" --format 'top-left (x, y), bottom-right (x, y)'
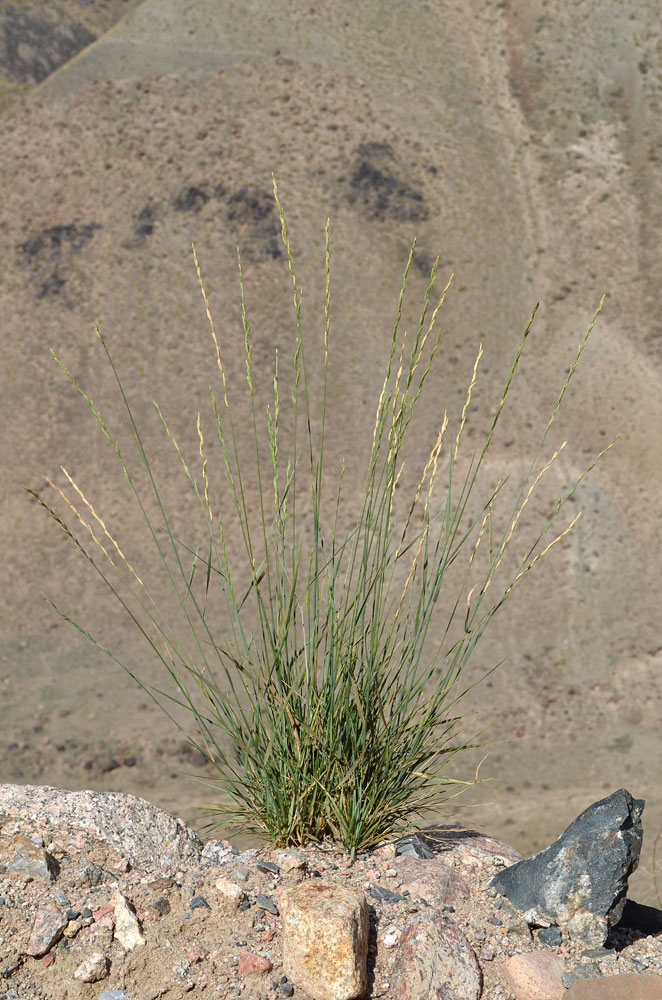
top-left (7, 833), bottom-right (57, 882)
top-left (538, 925), bottom-right (562, 946)
top-left (489, 789), bottom-right (644, 946)
top-left (256, 893), bottom-right (278, 915)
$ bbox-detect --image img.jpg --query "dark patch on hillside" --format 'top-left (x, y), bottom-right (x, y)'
top-left (173, 185), bottom-right (210, 214)
top-left (167, 181), bottom-right (281, 258)
top-left (19, 222), bottom-right (101, 264)
top-left (225, 186), bottom-right (281, 259)
top-left (348, 142), bottom-right (429, 223)
top-left (412, 247), bottom-right (439, 278)
top-left (18, 221), bottom-right (101, 299)
top-left (0, 9), bottom-right (95, 84)
top-left (136, 204), bottom-right (155, 239)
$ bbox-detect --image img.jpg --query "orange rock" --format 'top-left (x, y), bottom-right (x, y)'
top-left (280, 881), bottom-right (369, 1000)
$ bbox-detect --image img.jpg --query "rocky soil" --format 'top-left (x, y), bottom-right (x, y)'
top-left (0, 785), bottom-right (661, 1000)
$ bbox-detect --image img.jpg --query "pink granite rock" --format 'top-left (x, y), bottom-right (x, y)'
top-left (238, 951), bottom-right (274, 976)
top-left (390, 909), bottom-right (482, 1000)
top-left (390, 856), bottom-right (469, 907)
top-left (0, 783), bottom-right (202, 872)
top-left (25, 906), bottom-right (68, 957)
top-left (73, 951), bottom-right (109, 982)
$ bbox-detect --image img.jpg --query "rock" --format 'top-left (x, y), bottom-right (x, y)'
top-left (500, 950), bottom-right (566, 1000)
top-left (280, 881), bottom-right (369, 1000)
top-left (390, 856), bottom-right (469, 908)
top-left (565, 973), bottom-right (662, 999)
top-left (490, 789), bottom-right (644, 945)
top-left (257, 860), bottom-right (280, 874)
top-left (277, 850), bottom-right (307, 874)
top-left (256, 892), bottom-right (279, 915)
top-left (74, 857), bottom-right (105, 886)
top-left (190, 895), bottom-right (210, 910)
top-left (390, 909), bottom-right (482, 1000)
top-left (112, 891), bottom-right (145, 951)
top-left (538, 926), bottom-right (562, 946)
top-left (73, 950), bottom-right (109, 982)
top-left (200, 838), bottom-right (240, 866)
top-left (99, 991), bottom-right (133, 1000)
top-left (562, 962), bottom-right (601, 988)
top-left (238, 951), bottom-right (274, 976)
top-left (215, 875), bottom-right (245, 907)
top-left (25, 905), bottom-right (68, 957)
top-left (396, 826), bottom-right (522, 866)
top-left (0, 784), bottom-right (202, 873)
top-left (7, 833), bottom-right (57, 882)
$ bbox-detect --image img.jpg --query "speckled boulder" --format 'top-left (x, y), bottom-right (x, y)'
top-left (0, 783), bottom-right (202, 872)
top-left (490, 789), bottom-right (644, 945)
top-left (280, 880), bottom-right (369, 1000)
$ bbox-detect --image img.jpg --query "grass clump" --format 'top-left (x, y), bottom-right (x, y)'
top-left (29, 180), bottom-right (612, 857)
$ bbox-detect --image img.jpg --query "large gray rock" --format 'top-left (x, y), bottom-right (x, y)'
top-left (489, 788), bottom-right (644, 946)
top-left (0, 783), bottom-right (202, 872)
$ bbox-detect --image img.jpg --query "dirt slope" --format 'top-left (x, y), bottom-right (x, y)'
top-left (1, 0), bottom-right (661, 902)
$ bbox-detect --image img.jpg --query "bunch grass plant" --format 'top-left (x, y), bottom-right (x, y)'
top-left (29, 181), bottom-right (612, 856)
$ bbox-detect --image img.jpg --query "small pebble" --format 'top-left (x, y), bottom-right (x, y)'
top-left (538, 926), bottom-right (562, 946)
top-left (255, 894), bottom-right (278, 915)
top-left (190, 895), bottom-right (211, 911)
top-left (257, 861), bottom-right (280, 875)
top-left (230, 869), bottom-right (250, 882)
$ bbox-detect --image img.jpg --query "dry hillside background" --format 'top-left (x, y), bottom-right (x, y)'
top-left (1, 0), bottom-right (661, 904)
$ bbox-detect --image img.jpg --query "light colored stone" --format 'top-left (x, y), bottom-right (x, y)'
top-left (500, 950), bottom-right (566, 1000)
top-left (277, 850), bottom-right (308, 873)
top-left (25, 906), bottom-right (68, 957)
top-left (113, 891), bottom-right (145, 951)
top-left (390, 909), bottom-right (482, 1000)
top-left (73, 951), bottom-right (109, 982)
top-left (215, 875), bottom-right (245, 907)
top-left (280, 880), bottom-right (369, 1000)
top-left (566, 973), bottom-right (662, 999)
top-left (0, 783), bottom-right (202, 873)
